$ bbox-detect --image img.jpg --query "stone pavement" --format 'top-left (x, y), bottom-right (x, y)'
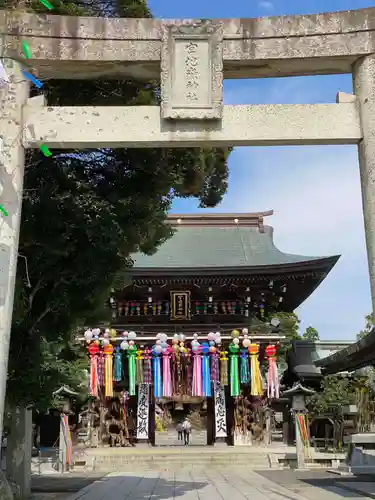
top-left (30, 469), bottom-right (373, 500)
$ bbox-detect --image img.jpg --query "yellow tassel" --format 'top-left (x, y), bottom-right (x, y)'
top-left (249, 344), bottom-right (263, 396)
top-left (103, 344), bottom-right (114, 398)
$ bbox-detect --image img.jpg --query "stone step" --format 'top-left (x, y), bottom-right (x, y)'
top-left (90, 452), bottom-right (271, 471)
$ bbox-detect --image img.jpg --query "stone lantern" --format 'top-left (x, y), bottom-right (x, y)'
top-left (283, 382), bottom-right (315, 469)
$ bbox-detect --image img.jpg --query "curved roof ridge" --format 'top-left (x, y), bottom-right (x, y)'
top-left (167, 211), bottom-right (273, 229)
top-left (260, 225), bottom-right (332, 263)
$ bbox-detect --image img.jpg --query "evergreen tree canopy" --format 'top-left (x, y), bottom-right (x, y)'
top-left (5, 0), bottom-right (230, 408)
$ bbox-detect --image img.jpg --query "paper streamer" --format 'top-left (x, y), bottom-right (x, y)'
top-left (128, 346), bottom-right (136, 396)
top-left (152, 351), bottom-right (162, 398)
top-left (113, 347), bottom-right (123, 382)
top-left (162, 350), bottom-right (172, 397)
top-left (60, 414), bottom-right (72, 466)
top-left (249, 344), bottom-right (263, 396)
top-left (202, 353), bottom-right (212, 397)
top-left (229, 344), bottom-right (240, 396)
top-left (104, 344), bottom-right (114, 398)
top-left (240, 348), bottom-right (250, 384)
top-left (192, 351), bottom-right (203, 397)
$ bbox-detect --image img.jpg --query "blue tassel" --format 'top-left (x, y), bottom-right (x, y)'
top-left (113, 347), bottom-right (123, 382)
top-left (152, 347), bottom-right (162, 398)
top-left (240, 349), bottom-right (250, 384)
top-left (202, 355), bottom-right (212, 397)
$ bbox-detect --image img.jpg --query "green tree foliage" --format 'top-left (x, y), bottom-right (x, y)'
top-left (307, 375), bottom-right (358, 416)
top-left (5, 0), bottom-right (231, 409)
top-left (302, 326), bottom-right (320, 341)
top-left (357, 314), bottom-right (374, 340)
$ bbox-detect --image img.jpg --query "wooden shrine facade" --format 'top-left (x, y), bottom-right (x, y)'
top-left (108, 212), bottom-right (339, 335)
top-left (79, 212), bottom-right (340, 448)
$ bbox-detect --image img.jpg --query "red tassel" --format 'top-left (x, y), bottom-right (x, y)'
top-left (88, 343), bottom-right (99, 397)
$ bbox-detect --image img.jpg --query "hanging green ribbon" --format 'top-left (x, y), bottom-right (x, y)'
top-left (128, 345), bottom-right (137, 396)
top-left (229, 343), bottom-right (240, 396)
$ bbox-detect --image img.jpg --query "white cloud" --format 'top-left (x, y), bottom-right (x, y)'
top-left (258, 1), bottom-right (274, 11)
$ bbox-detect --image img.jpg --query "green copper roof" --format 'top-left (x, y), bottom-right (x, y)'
top-left (132, 225), bottom-right (333, 269)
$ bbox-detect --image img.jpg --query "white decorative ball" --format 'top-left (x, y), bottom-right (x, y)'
top-left (128, 331), bottom-right (137, 340)
top-left (93, 328), bottom-right (101, 336)
top-left (120, 341), bottom-right (129, 350)
top-left (84, 329), bottom-right (93, 341)
top-left (207, 332), bottom-right (215, 341)
top-left (242, 328), bottom-right (248, 335)
top-left (156, 333), bottom-right (162, 339)
top-left (233, 338), bottom-right (240, 345)
top-left (122, 331), bottom-right (129, 337)
top-left (160, 333), bottom-right (168, 342)
top-left (193, 333), bottom-right (198, 339)
top-left (103, 331), bottom-right (110, 339)
top-left (243, 338), bottom-right (251, 348)
top-left (179, 334), bottom-right (186, 342)
top-left (156, 339), bottom-right (162, 345)
top-left (102, 338), bottom-right (110, 346)
top-left (129, 340), bottom-right (135, 346)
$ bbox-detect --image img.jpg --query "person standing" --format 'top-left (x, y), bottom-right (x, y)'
top-left (182, 418), bottom-right (191, 446)
top-left (176, 421), bottom-right (183, 442)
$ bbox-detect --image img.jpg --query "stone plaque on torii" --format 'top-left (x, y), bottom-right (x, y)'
top-left (0, 8), bottom-right (374, 446)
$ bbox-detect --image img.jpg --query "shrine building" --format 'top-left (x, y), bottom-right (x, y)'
top-left (83, 211), bottom-right (339, 447)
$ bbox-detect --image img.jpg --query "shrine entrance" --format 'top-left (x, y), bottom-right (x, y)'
top-left (154, 397), bottom-right (209, 446)
top-left (1, 7), bottom-right (375, 453)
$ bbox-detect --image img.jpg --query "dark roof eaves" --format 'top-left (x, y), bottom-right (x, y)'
top-left (315, 327), bottom-right (375, 373)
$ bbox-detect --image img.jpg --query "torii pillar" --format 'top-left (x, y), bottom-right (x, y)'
top-left (353, 55), bottom-right (375, 314)
top-left (0, 59), bottom-right (29, 443)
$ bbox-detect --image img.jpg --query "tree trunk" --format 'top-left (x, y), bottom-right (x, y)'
top-left (6, 406), bottom-right (32, 499)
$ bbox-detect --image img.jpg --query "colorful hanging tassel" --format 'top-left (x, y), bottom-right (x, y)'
top-left (201, 343), bottom-right (212, 397)
top-left (136, 349), bottom-right (144, 385)
top-left (152, 347), bottom-right (163, 398)
top-left (103, 343), bottom-right (114, 398)
top-left (296, 413), bottom-right (310, 457)
top-left (220, 350), bottom-right (228, 386)
top-left (265, 344), bottom-right (280, 399)
top-left (248, 343), bottom-right (263, 396)
top-left (240, 348), bottom-right (250, 384)
top-left (162, 347), bottom-right (172, 397)
top-left (143, 347), bottom-right (152, 385)
top-left (113, 347), bottom-right (123, 382)
top-left (210, 349), bottom-right (220, 385)
top-left (97, 351), bottom-right (105, 387)
top-left (229, 343), bottom-right (240, 396)
top-left (192, 347), bottom-right (203, 396)
top-left (127, 345), bottom-right (137, 396)
top-left (88, 343), bottom-right (99, 397)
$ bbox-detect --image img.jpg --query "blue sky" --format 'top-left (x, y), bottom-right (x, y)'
top-left (148, 0), bottom-right (374, 340)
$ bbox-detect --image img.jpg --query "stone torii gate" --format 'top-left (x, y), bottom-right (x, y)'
top-left (0, 8), bottom-right (374, 442)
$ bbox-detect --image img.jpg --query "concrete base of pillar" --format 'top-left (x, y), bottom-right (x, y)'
top-left (6, 406), bottom-right (32, 499)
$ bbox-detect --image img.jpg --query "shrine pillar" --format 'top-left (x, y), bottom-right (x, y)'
top-left (353, 55), bottom-right (375, 315)
top-left (0, 59), bottom-right (29, 443)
